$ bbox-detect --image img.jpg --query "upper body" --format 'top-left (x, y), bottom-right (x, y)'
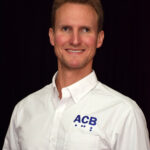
top-left (3, 0), bottom-right (150, 149)
top-left (3, 71), bottom-right (150, 150)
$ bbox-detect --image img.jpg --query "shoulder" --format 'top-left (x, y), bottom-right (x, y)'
top-left (13, 84), bottom-right (53, 115)
top-left (91, 82), bottom-right (148, 135)
top-left (90, 81), bottom-right (144, 117)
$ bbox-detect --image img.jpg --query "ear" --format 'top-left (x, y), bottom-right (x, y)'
top-left (96, 30), bottom-right (104, 48)
top-left (48, 28), bottom-right (55, 46)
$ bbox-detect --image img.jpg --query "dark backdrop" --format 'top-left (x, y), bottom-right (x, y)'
top-left (1, 0), bottom-right (150, 148)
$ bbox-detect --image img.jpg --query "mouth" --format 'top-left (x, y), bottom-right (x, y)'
top-left (65, 49), bottom-right (85, 53)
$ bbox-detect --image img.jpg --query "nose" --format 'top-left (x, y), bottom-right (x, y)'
top-left (70, 30), bottom-right (81, 46)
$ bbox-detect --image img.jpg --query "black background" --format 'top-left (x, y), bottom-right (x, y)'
top-left (1, 0), bottom-right (150, 148)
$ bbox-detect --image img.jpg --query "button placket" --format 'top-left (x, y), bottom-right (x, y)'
top-left (49, 102), bottom-right (67, 147)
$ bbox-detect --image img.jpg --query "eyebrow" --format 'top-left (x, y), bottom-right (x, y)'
top-left (57, 24), bottom-right (71, 27)
top-left (58, 24), bottom-right (92, 28)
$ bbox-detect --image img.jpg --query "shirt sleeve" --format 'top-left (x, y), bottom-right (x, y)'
top-left (2, 105), bottom-right (20, 150)
top-left (114, 102), bottom-right (150, 150)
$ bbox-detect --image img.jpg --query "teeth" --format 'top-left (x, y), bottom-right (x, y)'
top-left (67, 50), bottom-right (83, 53)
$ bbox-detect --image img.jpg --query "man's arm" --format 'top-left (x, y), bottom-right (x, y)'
top-left (114, 103), bottom-right (150, 150)
top-left (3, 105), bottom-right (20, 150)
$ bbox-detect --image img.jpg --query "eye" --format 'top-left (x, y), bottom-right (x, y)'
top-left (82, 27), bottom-right (90, 33)
top-left (62, 26), bottom-right (71, 32)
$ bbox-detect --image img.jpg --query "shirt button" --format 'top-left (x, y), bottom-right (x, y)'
top-left (50, 137), bottom-right (55, 144)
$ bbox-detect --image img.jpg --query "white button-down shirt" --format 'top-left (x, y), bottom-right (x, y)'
top-left (3, 71), bottom-right (150, 150)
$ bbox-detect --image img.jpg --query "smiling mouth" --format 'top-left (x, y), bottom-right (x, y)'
top-left (65, 49), bottom-right (85, 53)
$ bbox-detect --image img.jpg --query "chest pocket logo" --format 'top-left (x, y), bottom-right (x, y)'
top-left (73, 115), bottom-right (97, 131)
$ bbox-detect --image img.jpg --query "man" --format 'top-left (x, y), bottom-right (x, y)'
top-left (3, 0), bottom-right (150, 149)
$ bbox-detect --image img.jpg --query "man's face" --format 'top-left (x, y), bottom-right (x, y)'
top-left (49, 3), bottom-right (104, 70)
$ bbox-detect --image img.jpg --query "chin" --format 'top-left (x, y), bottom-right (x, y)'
top-left (64, 62), bottom-right (89, 70)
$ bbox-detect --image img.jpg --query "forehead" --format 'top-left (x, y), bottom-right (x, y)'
top-left (55, 3), bottom-right (98, 27)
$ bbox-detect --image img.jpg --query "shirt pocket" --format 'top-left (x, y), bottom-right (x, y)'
top-left (64, 132), bottom-right (99, 150)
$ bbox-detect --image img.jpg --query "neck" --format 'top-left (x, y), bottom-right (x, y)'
top-left (56, 64), bottom-right (92, 99)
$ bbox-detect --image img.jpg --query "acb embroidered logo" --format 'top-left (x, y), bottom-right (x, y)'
top-left (73, 115), bottom-right (97, 131)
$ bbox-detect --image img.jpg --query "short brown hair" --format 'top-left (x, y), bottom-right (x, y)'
top-left (51, 0), bottom-right (104, 32)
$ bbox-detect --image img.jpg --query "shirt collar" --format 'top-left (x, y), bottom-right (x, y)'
top-left (52, 71), bottom-right (98, 103)
top-left (52, 71), bottom-right (59, 96)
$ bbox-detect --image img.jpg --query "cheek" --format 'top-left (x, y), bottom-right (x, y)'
top-left (83, 36), bottom-right (97, 48)
top-left (55, 34), bottom-right (69, 46)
